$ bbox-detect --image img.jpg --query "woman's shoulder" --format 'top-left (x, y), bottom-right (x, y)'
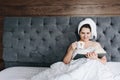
top-left (91, 41), bottom-right (101, 47)
top-left (91, 41), bottom-right (106, 53)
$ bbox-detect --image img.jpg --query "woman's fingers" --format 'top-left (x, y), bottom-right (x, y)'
top-left (86, 52), bottom-right (92, 58)
top-left (101, 56), bottom-right (106, 60)
top-left (91, 52), bottom-right (94, 56)
top-left (86, 52), bottom-right (98, 59)
top-left (71, 41), bottom-right (77, 50)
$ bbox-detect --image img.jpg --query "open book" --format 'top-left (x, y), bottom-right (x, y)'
top-left (72, 47), bottom-right (106, 60)
top-left (73, 53), bottom-right (106, 60)
top-left (73, 41), bottom-right (107, 60)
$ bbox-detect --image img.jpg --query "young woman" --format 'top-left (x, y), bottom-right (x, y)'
top-left (63, 23), bottom-right (107, 64)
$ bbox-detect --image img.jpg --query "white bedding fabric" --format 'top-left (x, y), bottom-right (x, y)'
top-left (0, 67), bottom-right (48, 80)
top-left (0, 60), bottom-right (120, 80)
top-left (31, 59), bottom-right (120, 80)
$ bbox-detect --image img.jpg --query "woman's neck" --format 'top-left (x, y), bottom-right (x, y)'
top-left (80, 40), bottom-right (90, 43)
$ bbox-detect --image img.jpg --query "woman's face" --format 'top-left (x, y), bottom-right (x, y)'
top-left (79, 27), bottom-right (91, 42)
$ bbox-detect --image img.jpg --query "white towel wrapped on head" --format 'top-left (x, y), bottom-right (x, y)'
top-left (78, 18), bottom-right (97, 40)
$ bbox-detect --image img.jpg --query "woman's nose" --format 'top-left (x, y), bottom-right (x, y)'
top-left (84, 34), bottom-right (87, 37)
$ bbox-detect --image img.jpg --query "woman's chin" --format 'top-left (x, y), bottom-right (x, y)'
top-left (83, 39), bottom-right (89, 42)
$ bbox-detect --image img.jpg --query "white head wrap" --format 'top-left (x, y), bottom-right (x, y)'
top-left (78, 18), bottom-right (97, 40)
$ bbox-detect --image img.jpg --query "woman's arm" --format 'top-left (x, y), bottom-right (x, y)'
top-left (98, 56), bottom-right (107, 64)
top-left (96, 42), bottom-right (107, 64)
top-left (63, 42), bottom-right (77, 64)
top-left (86, 52), bottom-right (107, 64)
top-left (86, 42), bottom-right (107, 64)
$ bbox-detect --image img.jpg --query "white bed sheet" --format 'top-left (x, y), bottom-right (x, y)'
top-left (106, 62), bottom-right (120, 75)
top-left (0, 66), bottom-right (48, 80)
top-left (0, 62), bottom-right (120, 80)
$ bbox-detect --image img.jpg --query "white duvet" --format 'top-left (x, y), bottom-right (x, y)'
top-left (0, 59), bottom-right (120, 80)
top-left (31, 58), bottom-right (120, 80)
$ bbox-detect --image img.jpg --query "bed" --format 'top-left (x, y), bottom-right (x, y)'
top-left (0, 16), bottom-right (120, 80)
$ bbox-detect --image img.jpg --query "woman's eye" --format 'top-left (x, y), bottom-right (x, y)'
top-left (81, 32), bottom-right (85, 34)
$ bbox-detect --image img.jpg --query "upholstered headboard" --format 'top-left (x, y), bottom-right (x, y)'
top-left (3, 17), bottom-right (120, 68)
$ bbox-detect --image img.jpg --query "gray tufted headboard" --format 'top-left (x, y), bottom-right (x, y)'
top-left (3, 16), bottom-right (120, 68)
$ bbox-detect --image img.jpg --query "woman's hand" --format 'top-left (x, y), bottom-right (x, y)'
top-left (99, 56), bottom-right (107, 64)
top-left (86, 52), bottom-right (107, 64)
top-left (85, 52), bottom-right (98, 60)
top-left (63, 41), bottom-right (78, 64)
top-left (71, 41), bottom-right (78, 50)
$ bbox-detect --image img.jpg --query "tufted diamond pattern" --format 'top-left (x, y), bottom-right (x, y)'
top-left (3, 17), bottom-right (120, 67)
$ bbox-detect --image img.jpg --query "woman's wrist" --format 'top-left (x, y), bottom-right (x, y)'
top-left (97, 58), bottom-right (107, 64)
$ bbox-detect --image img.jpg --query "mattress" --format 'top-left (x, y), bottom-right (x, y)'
top-left (0, 62), bottom-right (120, 80)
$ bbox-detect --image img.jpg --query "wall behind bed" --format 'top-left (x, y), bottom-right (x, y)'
top-left (0, 0), bottom-right (120, 70)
